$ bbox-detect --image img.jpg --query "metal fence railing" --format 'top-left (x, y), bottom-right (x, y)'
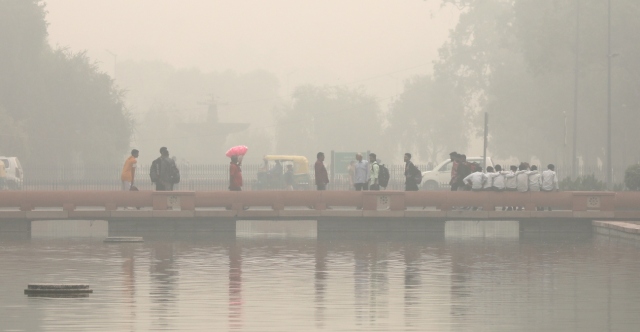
top-left (14, 163), bottom-right (628, 191)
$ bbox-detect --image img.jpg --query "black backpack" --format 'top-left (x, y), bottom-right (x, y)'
top-left (412, 164), bottom-right (423, 184)
top-left (149, 158), bottom-right (160, 183)
top-left (170, 163), bottom-right (180, 184)
top-left (378, 163), bottom-right (390, 188)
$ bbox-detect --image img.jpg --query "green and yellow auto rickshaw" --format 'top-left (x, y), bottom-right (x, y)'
top-left (256, 155), bottom-right (312, 190)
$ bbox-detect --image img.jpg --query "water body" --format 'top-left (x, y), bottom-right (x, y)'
top-left (1, 220), bottom-right (639, 331)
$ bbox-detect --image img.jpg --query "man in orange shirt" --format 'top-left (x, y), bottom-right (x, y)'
top-left (121, 149), bottom-right (139, 191)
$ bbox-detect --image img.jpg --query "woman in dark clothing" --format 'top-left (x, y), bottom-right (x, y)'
top-left (404, 153), bottom-right (420, 191)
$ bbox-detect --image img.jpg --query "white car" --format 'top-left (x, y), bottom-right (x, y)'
top-left (0, 156), bottom-right (24, 190)
top-left (421, 157), bottom-right (494, 190)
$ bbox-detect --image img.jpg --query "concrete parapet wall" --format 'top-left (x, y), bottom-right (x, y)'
top-left (1, 190), bottom-right (639, 220)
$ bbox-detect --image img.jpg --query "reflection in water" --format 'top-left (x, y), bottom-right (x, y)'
top-left (119, 244), bottom-right (136, 331)
top-left (353, 239), bottom-right (389, 325)
top-left (314, 239), bottom-right (327, 329)
top-left (150, 242), bottom-right (178, 330)
top-left (1, 219), bottom-right (640, 331)
top-left (227, 240), bottom-right (243, 330)
top-left (403, 243), bottom-right (421, 323)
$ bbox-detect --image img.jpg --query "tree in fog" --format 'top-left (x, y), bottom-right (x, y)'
top-left (274, 85), bottom-right (383, 159)
top-left (0, 0), bottom-right (133, 166)
top-left (386, 75), bottom-right (468, 163)
top-left (437, 0), bottom-right (640, 171)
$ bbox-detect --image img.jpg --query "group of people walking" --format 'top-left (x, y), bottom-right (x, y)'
top-left (315, 152), bottom-right (421, 191)
top-left (120, 148), bottom-right (559, 197)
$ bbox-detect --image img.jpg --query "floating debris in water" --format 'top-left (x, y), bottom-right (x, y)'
top-left (24, 284), bottom-right (93, 297)
top-left (103, 237), bottom-right (144, 243)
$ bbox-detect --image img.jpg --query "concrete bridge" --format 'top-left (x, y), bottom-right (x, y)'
top-left (1, 190), bottom-right (639, 237)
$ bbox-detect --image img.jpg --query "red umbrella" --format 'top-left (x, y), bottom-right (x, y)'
top-left (226, 145), bottom-right (248, 157)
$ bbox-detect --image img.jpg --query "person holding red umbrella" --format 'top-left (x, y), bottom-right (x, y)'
top-left (229, 155), bottom-right (243, 191)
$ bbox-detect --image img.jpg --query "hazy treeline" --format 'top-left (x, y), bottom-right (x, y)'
top-left (435, 0), bottom-right (640, 170)
top-left (0, 0), bottom-right (132, 167)
top-left (2, 0), bottom-right (639, 174)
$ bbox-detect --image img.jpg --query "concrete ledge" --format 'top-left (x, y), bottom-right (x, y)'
top-left (362, 210), bottom-right (405, 218)
top-left (319, 210), bottom-right (363, 217)
top-left (0, 211), bottom-right (27, 219)
top-left (152, 210), bottom-right (195, 218)
top-left (530, 211), bottom-right (574, 219)
top-left (278, 210), bottom-right (320, 218)
top-left (194, 210), bottom-right (237, 218)
top-left (237, 210), bottom-right (279, 218)
top-left (110, 210), bottom-right (154, 218)
top-left (404, 210), bottom-right (447, 218)
top-left (593, 221), bottom-right (640, 234)
top-left (68, 211), bottom-right (111, 219)
top-left (488, 211), bottom-right (531, 219)
top-left (25, 211), bottom-right (68, 220)
top-left (446, 211), bottom-right (489, 219)
top-left (614, 211), bottom-right (640, 219)
top-left (573, 211), bottom-right (614, 219)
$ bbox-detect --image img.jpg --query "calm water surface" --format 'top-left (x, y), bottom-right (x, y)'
top-left (1, 220), bottom-right (640, 331)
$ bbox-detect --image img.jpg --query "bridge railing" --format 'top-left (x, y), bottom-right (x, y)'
top-left (0, 190), bottom-right (636, 213)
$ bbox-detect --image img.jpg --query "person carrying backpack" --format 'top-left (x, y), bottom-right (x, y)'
top-left (369, 153), bottom-right (380, 191)
top-left (404, 152), bottom-right (421, 191)
top-left (378, 161), bottom-right (390, 190)
top-left (455, 154), bottom-right (472, 191)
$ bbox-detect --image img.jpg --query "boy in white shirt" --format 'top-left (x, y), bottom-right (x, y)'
top-left (515, 163), bottom-right (530, 193)
top-left (504, 165), bottom-right (518, 191)
top-left (541, 164), bottom-right (559, 192)
top-left (528, 165), bottom-right (542, 192)
top-left (487, 165), bottom-right (506, 191)
top-left (541, 164), bottom-right (560, 211)
top-left (463, 166), bottom-right (487, 192)
top-left (503, 165), bottom-right (518, 211)
top-left (483, 166), bottom-right (495, 190)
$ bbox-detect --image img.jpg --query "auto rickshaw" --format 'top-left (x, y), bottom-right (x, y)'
top-left (256, 155), bottom-right (312, 190)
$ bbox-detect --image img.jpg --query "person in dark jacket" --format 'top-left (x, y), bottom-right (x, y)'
top-left (152, 147), bottom-right (179, 191)
top-left (404, 152), bottom-right (419, 191)
top-left (455, 154), bottom-right (472, 191)
top-left (314, 152), bottom-right (329, 190)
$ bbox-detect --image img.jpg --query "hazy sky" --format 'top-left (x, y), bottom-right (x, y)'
top-left (45, 0), bottom-right (459, 102)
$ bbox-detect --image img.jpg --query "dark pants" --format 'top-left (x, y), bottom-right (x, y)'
top-left (370, 183), bottom-right (380, 191)
top-left (156, 181), bottom-right (174, 191)
top-left (317, 184), bottom-right (326, 191)
top-left (450, 182), bottom-right (459, 191)
top-left (354, 183), bottom-right (368, 191)
top-left (405, 183), bottom-right (419, 191)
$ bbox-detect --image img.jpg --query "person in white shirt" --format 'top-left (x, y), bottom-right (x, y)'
top-left (541, 164), bottom-right (560, 192)
top-left (541, 164), bottom-right (560, 211)
top-left (369, 153), bottom-right (380, 191)
top-left (463, 166), bottom-right (487, 191)
top-left (515, 163), bottom-right (530, 193)
top-left (483, 166), bottom-right (495, 190)
top-left (514, 163), bottom-right (531, 211)
top-left (487, 165), bottom-right (506, 191)
top-left (503, 165), bottom-right (518, 211)
top-left (504, 165), bottom-right (518, 191)
top-left (353, 153), bottom-right (370, 191)
top-left (528, 165), bottom-right (542, 192)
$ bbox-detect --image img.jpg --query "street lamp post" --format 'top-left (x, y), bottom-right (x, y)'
top-left (606, 0), bottom-right (612, 190)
